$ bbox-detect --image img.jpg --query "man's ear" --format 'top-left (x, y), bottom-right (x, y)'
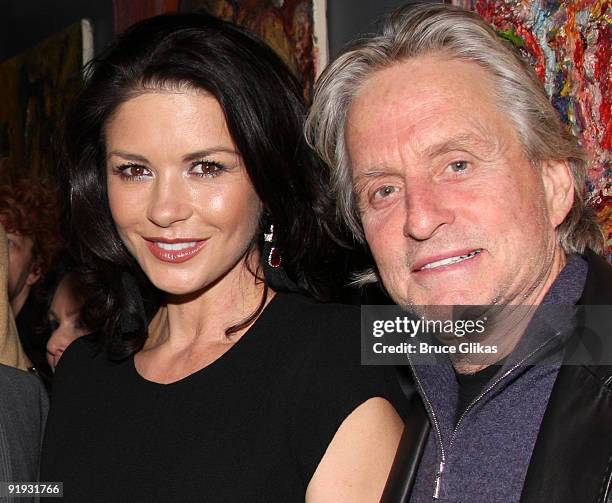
top-left (26, 263), bottom-right (42, 287)
top-left (541, 160), bottom-right (574, 228)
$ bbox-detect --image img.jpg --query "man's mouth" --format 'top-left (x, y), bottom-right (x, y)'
top-left (417, 249), bottom-right (483, 271)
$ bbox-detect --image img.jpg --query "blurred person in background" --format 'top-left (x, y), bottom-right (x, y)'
top-left (0, 163), bottom-right (63, 374)
top-left (0, 221), bottom-right (48, 491)
top-left (43, 265), bottom-right (88, 371)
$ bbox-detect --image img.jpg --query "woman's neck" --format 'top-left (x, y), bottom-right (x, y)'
top-left (145, 253), bottom-right (271, 353)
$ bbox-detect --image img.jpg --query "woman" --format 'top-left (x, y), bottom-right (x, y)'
top-left (40, 12), bottom-right (405, 502)
top-left (45, 269), bottom-right (88, 371)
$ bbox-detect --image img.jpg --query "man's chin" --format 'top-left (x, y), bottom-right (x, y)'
top-left (399, 288), bottom-right (495, 308)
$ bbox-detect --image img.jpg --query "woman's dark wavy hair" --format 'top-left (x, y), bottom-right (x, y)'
top-left (64, 11), bottom-right (342, 360)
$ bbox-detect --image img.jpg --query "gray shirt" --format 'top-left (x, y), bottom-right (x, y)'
top-left (0, 364), bottom-right (49, 503)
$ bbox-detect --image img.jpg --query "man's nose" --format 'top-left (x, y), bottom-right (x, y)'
top-left (146, 174), bottom-right (193, 228)
top-left (402, 183), bottom-right (454, 241)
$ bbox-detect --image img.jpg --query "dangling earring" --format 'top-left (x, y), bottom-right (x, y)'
top-left (264, 224), bottom-right (282, 268)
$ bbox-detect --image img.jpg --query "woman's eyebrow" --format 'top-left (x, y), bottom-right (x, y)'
top-left (105, 148), bottom-right (239, 163)
top-left (106, 150), bottom-right (149, 163)
top-left (181, 148), bottom-right (239, 162)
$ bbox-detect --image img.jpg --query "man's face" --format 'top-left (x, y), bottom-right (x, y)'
top-left (345, 55), bottom-right (569, 307)
top-left (3, 227), bottom-right (40, 312)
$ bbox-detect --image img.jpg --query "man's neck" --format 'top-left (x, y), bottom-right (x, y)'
top-left (524, 246), bottom-right (567, 306)
top-left (10, 287), bottom-right (30, 317)
top-left (454, 247), bottom-right (568, 375)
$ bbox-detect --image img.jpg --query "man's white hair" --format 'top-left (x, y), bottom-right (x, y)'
top-left (306, 3), bottom-right (603, 284)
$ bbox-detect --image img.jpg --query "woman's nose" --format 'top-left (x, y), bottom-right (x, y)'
top-left (46, 328), bottom-right (69, 362)
top-left (146, 176), bottom-right (193, 228)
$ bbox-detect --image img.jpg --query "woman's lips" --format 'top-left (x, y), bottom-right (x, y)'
top-left (144, 238), bottom-right (208, 263)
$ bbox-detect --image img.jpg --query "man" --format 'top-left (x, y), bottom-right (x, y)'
top-left (0, 222), bottom-right (48, 502)
top-left (0, 166), bottom-right (62, 372)
top-left (307, 4), bottom-right (611, 502)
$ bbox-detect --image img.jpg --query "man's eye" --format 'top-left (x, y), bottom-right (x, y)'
top-left (6, 234), bottom-right (20, 248)
top-left (448, 161), bottom-right (469, 173)
top-left (190, 160), bottom-right (225, 177)
top-left (372, 185), bottom-right (398, 200)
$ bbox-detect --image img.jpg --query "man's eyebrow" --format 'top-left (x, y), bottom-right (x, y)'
top-left (353, 169), bottom-right (385, 183)
top-left (352, 167), bottom-right (403, 192)
top-left (423, 133), bottom-right (498, 160)
top-left (353, 165), bottom-right (404, 182)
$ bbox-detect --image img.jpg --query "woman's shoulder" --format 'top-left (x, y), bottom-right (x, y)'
top-left (271, 292), bottom-right (360, 335)
top-left (265, 293), bottom-right (365, 370)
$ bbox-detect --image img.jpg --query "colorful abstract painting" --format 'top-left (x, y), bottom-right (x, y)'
top-left (0, 21), bottom-right (90, 179)
top-left (113, 0), bottom-right (327, 99)
top-left (450, 0), bottom-right (611, 258)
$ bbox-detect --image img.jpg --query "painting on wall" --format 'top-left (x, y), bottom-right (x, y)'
top-left (113, 0), bottom-right (327, 100)
top-left (0, 21), bottom-right (92, 179)
top-left (450, 0), bottom-right (611, 258)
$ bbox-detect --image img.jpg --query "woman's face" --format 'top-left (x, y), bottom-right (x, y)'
top-left (46, 276), bottom-right (87, 370)
top-left (105, 89), bottom-right (262, 296)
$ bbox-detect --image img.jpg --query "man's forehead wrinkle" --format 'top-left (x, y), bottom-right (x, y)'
top-left (422, 128), bottom-right (503, 162)
top-left (350, 132), bottom-right (421, 180)
top-left (347, 101), bottom-right (437, 175)
top-left (348, 98), bottom-right (446, 135)
top-left (345, 55), bottom-right (519, 183)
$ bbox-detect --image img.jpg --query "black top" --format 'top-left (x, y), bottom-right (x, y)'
top-left (16, 293), bottom-right (53, 382)
top-left (41, 293), bottom-right (407, 502)
top-left (454, 363), bottom-right (503, 425)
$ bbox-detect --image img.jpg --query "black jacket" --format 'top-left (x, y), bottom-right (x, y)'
top-left (383, 250), bottom-right (612, 503)
top-left (521, 249), bottom-right (612, 503)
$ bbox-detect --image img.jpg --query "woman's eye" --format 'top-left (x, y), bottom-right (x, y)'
top-left (190, 160), bottom-right (224, 177)
top-left (48, 319), bottom-right (60, 332)
top-left (448, 161), bottom-right (469, 173)
top-left (116, 164), bottom-right (151, 180)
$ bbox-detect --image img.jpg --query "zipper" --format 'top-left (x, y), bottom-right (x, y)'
top-left (406, 353), bottom-right (447, 500)
top-left (410, 332), bottom-right (562, 500)
top-left (433, 461), bottom-right (445, 499)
